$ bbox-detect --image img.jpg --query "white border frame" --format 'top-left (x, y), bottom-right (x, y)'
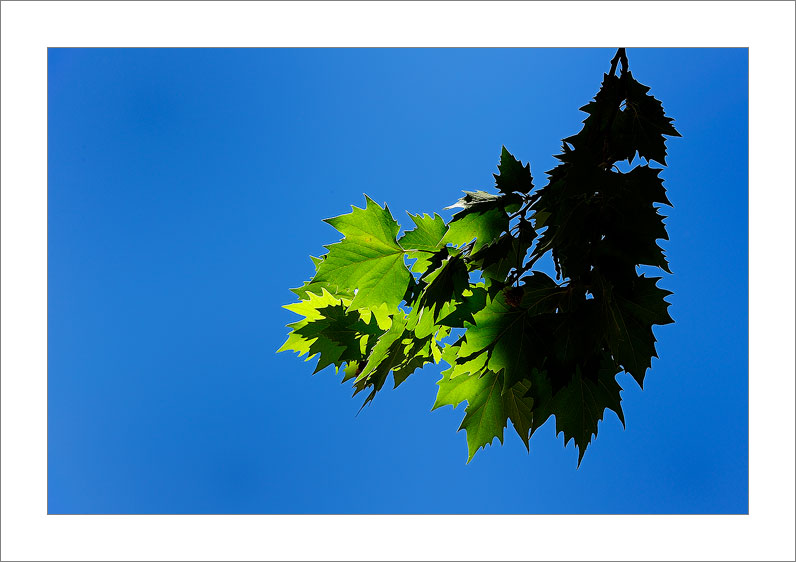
top-left (2, 1), bottom-right (794, 561)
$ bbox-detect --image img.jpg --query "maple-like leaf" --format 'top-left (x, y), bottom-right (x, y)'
top-left (441, 207), bottom-right (508, 254)
top-left (502, 378), bottom-right (535, 450)
top-left (435, 368), bottom-right (507, 462)
top-left (432, 354), bottom-right (488, 411)
top-left (603, 275), bottom-right (673, 387)
top-left (356, 314), bottom-right (408, 384)
top-left (546, 360), bottom-right (625, 466)
top-left (290, 255), bottom-right (354, 300)
top-left (278, 289), bottom-right (350, 360)
top-left (311, 195), bottom-right (411, 310)
top-left (616, 275), bottom-right (674, 326)
top-left (574, 72), bottom-right (624, 137)
top-left (416, 252), bottom-right (469, 321)
top-left (587, 169), bottom-right (672, 274)
top-left (398, 212), bottom-right (448, 273)
top-left (621, 165), bottom-right (672, 207)
top-left (353, 313), bottom-right (440, 403)
top-left (494, 146), bottom-right (534, 194)
top-left (469, 219), bottom-right (536, 292)
top-left (399, 212), bottom-right (448, 250)
top-left (279, 289), bottom-right (386, 373)
top-left (621, 71), bottom-right (681, 165)
top-left (434, 350), bottom-right (536, 457)
top-left (392, 337), bottom-right (436, 388)
top-left (437, 284), bottom-right (488, 329)
top-left (458, 273), bottom-right (562, 390)
top-left (294, 303), bottom-right (385, 372)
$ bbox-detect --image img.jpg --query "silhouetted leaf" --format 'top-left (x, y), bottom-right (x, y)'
top-left (494, 146), bottom-right (534, 194)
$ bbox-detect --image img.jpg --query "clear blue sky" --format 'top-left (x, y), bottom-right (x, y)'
top-left (48, 48), bottom-right (748, 514)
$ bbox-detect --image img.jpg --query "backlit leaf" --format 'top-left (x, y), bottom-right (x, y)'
top-left (311, 195), bottom-right (411, 310)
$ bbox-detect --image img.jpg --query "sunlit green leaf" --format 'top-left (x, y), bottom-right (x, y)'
top-left (311, 195), bottom-right (411, 310)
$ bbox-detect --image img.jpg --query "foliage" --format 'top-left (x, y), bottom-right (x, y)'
top-left (279, 49), bottom-right (679, 465)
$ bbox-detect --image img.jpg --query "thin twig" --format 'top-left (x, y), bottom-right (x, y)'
top-left (608, 48), bottom-right (628, 77)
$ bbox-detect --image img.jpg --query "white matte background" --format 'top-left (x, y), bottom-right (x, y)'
top-left (1, 1), bottom-right (794, 561)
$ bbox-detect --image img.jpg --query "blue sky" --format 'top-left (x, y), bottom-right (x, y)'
top-left (48, 48), bottom-right (748, 514)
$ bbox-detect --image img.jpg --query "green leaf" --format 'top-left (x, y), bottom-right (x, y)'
top-left (288, 255), bottom-right (349, 300)
top-left (502, 378), bottom-right (534, 451)
top-left (435, 361), bottom-right (510, 462)
top-left (432, 357), bottom-right (488, 411)
top-left (438, 284), bottom-right (488, 329)
top-left (354, 313), bottom-right (438, 402)
top-left (294, 303), bottom-right (385, 372)
top-left (494, 146), bottom-right (534, 194)
top-left (441, 207), bottom-right (508, 254)
top-left (603, 276), bottom-right (672, 387)
top-left (435, 350), bottom-right (535, 456)
top-left (416, 252), bottom-right (469, 321)
top-left (398, 212), bottom-right (448, 273)
top-left (282, 288), bottom-right (346, 324)
top-left (278, 289), bottom-right (349, 359)
top-left (469, 219), bottom-right (536, 292)
top-left (528, 366), bottom-right (555, 436)
top-left (457, 370), bottom-right (507, 462)
top-left (547, 361), bottom-right (625, 466)
top-left (393, 326), bottom-right (443, 388)
top-left (279, 288), bottom-right (388, 375)
top-left (358, 302), bottom-right (395, 332)
top-left (311, 195), bottom-right (410, 310)
top-left (342, 361), bottom-right (362, 383)
top-left (621, 72), bottom-right (681, 165)
top-left (615, 275), bottom-right (674, 327)
top-left (407, 304), bottom-right (439, 340)
top-left (290, 280), bottom-right (355, 301)
top-left (392, 340), bottom-right (433, 388)
top-left (622, 165), bottom-right (672, 207)
top-left (399, 212), bottom-right (447, 250)
top-left (356, 314), bottom-right (408, 384)
top-left (458, 273), bottom-right (561, 390)
top-left (589, 168), bottom-right (672, 273)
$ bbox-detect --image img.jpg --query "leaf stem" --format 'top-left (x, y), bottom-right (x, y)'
top-left (608, 47), bottom-right (628, 77)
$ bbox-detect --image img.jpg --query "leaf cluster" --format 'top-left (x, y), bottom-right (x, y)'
top-left (279, 49), bottom-right (679, 465)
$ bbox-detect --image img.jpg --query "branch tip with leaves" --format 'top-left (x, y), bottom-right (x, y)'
top-left (279, 49), bottom-right (679, 466)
